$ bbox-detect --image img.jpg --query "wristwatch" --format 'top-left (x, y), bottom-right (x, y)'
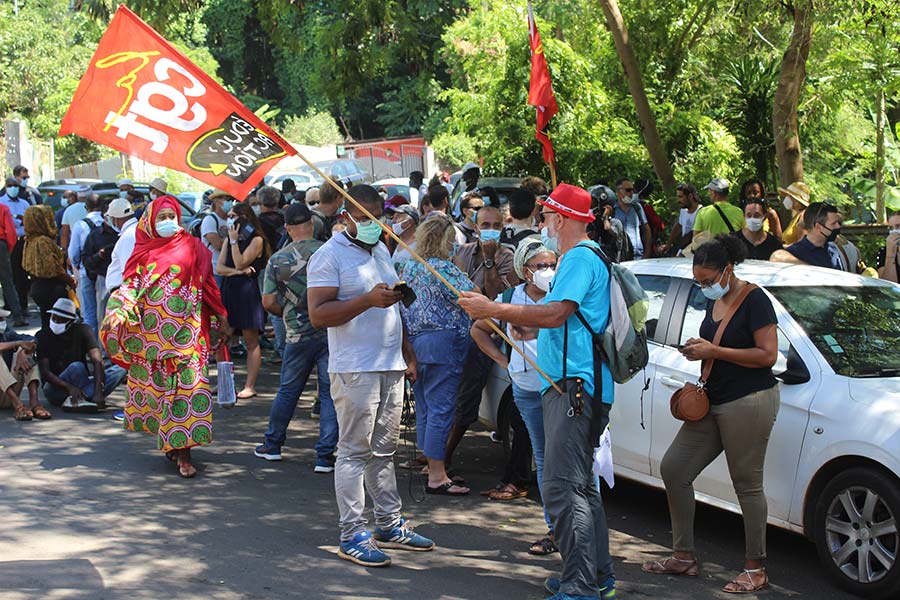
top-left (483, 258), bottom-right (495, 270)
top-left (229, 239), bottom-right (238, 246)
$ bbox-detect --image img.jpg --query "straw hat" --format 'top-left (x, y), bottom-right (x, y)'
top-left (777, 181), bottom-right (810, 207)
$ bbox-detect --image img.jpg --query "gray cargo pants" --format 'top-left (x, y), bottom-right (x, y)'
top-left (542, 382), bottom-right (614, 597)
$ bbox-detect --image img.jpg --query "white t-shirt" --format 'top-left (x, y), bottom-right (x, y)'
top-left (307, 232), bottom-right (406, 374)
top-left (392, 241), bottom-right (417, 273)
top-left (62, 202), bottom-right (88, 228)
top-left (679, 207), bottom-right (699, 236)
top-left (495, 284), bottom-right (542, 392)
top-left (106, 218), bottom-right (138, 292)
top-left (200, 212), bottom-right (225, 269)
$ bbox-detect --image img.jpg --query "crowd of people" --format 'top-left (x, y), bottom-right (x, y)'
top-left (2, 161), bottom-right (900, 600)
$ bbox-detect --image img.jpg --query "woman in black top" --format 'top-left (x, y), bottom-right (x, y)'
top-left (733, 198), bottom-right (782, 260)
top-left (643, 234), bottom-right (780, 594)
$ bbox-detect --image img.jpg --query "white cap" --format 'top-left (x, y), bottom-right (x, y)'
top-left (149, 177), bottom-right (168, 193)
top-left (462, 162), bottom-right (481, 174)
top-left (107, 197), bottom-right (135, 218)
top-left (117, 178), bottom-right (134, 187)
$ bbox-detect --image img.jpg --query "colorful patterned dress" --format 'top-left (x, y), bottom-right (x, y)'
top-left (101, 196), bottom-right (227, 453)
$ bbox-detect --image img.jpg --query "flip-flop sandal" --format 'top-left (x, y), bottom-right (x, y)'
top-left (178, 462), bottom-right (198, 478)
top-left (30, 406), bottom-right (52, 420)
top-left (425, 482), bottom-right (470, 496)
top-left (528, 536), bottom-right (559, 555)
top-left (489, 484), bottom-right (528, 501)
top-left (480, 482), bottom-right (506, 497)
top-left (13, 406), bottom-right (33, 421)
top-left (237, 391), bottom-right (257, 399)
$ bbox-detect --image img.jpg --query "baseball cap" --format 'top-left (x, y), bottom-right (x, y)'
top-left (705, 178), bottom-right (730, 193)
top-left (284, 202), bottom-right (312, 225)
top-left (149, 177), bottom-right (168, 193)
top-left (389, 204), bottom-right (420, 225)
top-left (107, 197), bottom-right (135, 218)
top-left (537, 183), bottom-right (595, 223)
top-left (462, 162), bottom-right (481, 174)
top-left (384, 194), bottom-right (410, 212)
top-left (48, 298), bottom-right (78, 320)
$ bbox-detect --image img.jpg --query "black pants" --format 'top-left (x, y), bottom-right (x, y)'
top-left (11, 238), bottom-right (30, 315)
top-left (501, 400), bottom-right (533, 488)
top-left (453, 343), bottom-right (494, 429)
top-left (31, 277), bottom-right (68, 330)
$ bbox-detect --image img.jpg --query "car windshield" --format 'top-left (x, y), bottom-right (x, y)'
top-left (768, 285), bottom-right (900, 377)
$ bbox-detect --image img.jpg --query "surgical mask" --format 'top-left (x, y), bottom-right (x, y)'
top-left (0, 320), bottom-right (6, 333)
top-left (226, 217), bottom-right (237, 228)
top-left (149, 191), bottom-right (159, 201)
top-left (630, 193), bottom-right (640, 204)
top-left (745, 217), bottom-right (764, 232)
top-left (890, 228), bottom-right (900, 237)
top-left (532, 268), bottom-right (555, 292)
top-left (540, 226), bottom-right (559, 254)
top-left (21, 177), bottom-right (29, 185)
top-left (479, 229), bottom-right (501, 243)
top-left (700, 269), bottom-right (730, 301)
top-left (5, 187), bottom-right (19, 198)
top-left (49, 320), bottom-right (70, 335)
top-left (252, 205), bottom-right (261, 216)
top-left (156, 218), bottom-right (180, 238)
top-left (391, 220), bottom-right (409, 236)
top-left (222, 200), bottom-right (234, 212)
top-left (345, 213), bottom-right (383, 246)
top-left (823, 225), bottom-right (840, 244)
top-left (107, 216), bottom-right (121, 233)
top-left (119, 191), bottom-right (128, 199)
top-left (782, 197), bottom-right (793, 211)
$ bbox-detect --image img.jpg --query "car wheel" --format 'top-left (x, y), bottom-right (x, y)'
top-left (813, 467), bottom-right (900, 599)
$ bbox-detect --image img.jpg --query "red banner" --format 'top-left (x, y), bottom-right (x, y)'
top-left (527, 1), bottom-right (559, 167)
top-left (59, 6), bottom-right (294, 199)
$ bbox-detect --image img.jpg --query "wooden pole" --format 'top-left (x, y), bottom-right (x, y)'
top-left (548, 158), bottom-right (558, 189)
top-left (295, 153), bottom-right (564, 395)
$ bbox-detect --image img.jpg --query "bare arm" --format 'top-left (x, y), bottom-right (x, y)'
top-left (765, 208), bottom-right (783, 239)
top-left (0, 340), bottom-right (34, 354)
top-left (262, 293), bottom-right (283, 316)
top-left (879, 236), bottom-right (899, 283)
top-left (667, 222), bottom-right (682, 247)
top-left (88, 347), bottom-right (105, 404)
top-left (215, 239), bottom-right (248, 277)
top-left (457, 291), bottom-right (576, 329)
top-left (60, 224), bottom-right (71, 252)
top-left (682, 323), bottom-right (778, 369)
top-left (308, 284), bottom-right (402, 329)
top-left (471, 319), bottom-right (508, 369)
top-left (204, 231), bottom-right (224, 253)
top-left (230, 236), bottom-right (264, 271)
top-left (769, 249), bottom-right (804, 264)
top-left (640, 222), bottom-right (652, 257)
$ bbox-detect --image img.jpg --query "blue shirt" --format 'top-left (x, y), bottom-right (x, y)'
top-left (0, 193), bottom-right (29, 237)
top-left (786, 237), bottom-right (841, 270)
top-left (613, 203), bottom-right (646, 259)
top-left (538, 240), bottom-right (613, 403)
top-left (400, 257), bottom-right (475, 340)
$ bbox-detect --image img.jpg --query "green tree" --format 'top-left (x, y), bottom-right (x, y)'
top-left (281, 110), bottom-right (344, 146)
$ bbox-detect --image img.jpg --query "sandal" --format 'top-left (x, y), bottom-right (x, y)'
top-left (723, 568), bottom-right (768, 594)
top-left (489, 483), bottom-right (528, 501)
top-left (178, 461), bottom-right (198, 478)
top-left (528, 535), bottom-right (558, 556)
top-left (480, 482), bottom-right (507, 497)
top-left (165, 450), bottom-right (179, 462)
top-left (425, 481), bottom-right (470, 496)
top-left (30, 405), bottom-right (52, 420)
top-left (641, 556), bottom-right (700, 577)
top-left (236, 389), bottom-right (257, 399)
top-left (13, 405), bottom-right (33, 421)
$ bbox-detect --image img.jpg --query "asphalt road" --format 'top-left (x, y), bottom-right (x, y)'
top-left (0, 352), bottom-right (858, 600)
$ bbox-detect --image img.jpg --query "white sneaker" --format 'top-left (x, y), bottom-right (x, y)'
top-left (314, 464), bottom-right (335, 474)
top-left (61, 397), bottom-right (74, 410)
top-left (62, 398), bottom-right (100, 413)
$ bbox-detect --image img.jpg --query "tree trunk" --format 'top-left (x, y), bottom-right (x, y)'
top-left (598, 0), bottom-right (676, 196)
top-left (772, 0), bottom-right (814, 188)
top-left (875, 88), bottom-right (886, 223)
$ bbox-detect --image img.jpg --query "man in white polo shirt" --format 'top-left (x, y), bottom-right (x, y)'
top-left (104, 198), bottom-right (139, 297)
top-left (308, 184), bottom-right (434, 568)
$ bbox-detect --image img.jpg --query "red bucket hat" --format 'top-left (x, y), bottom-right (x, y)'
top-left (537, 183), bottom-right (595, 223)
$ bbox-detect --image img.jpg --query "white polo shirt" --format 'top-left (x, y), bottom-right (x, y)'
top-left (105, 218), bottom-right (138, 292)
top-left (307, 232), bottom-right (406, 374)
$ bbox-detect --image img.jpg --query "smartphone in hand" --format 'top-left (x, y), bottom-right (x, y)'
top-left (393, 281), bottom-right (417, 308)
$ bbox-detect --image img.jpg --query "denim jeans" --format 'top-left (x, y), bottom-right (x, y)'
top-left (512, 382), bottom-right (551, 531)
top-left (271, 314), bottom-right (286, 356)
top-left (43, 362), bottom-right (127, 406)
top-left (78, 273), bottom-right (98, 333)
top-left (413, 362), bottom-right (463, 460)
top-left (263, 337), bottom-right (337, 465)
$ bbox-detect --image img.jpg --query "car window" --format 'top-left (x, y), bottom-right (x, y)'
top-left (680, 284), bottom-right (709, 346)
top-left (635, 274), bottom-right (670, 341)
top-left (344, 161), bottom-right (360, 175)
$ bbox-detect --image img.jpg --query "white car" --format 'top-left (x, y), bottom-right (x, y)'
top-left (265, 172), bottom-right (321, 192)
top-left (479, 259), bottom-right (900, 599)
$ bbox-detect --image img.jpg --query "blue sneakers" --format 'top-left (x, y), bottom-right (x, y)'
top-left (253, 444), bottom-right (282, 461)
top-left (338, 531), bottom-right (391, 567)
top-left (544, 576), bottom-right (616, 599)
top-left (373, 518), bottom-right (435, 552)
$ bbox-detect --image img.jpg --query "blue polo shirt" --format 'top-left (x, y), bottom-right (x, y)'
top-left (538, 240), bottom-right (613, 404)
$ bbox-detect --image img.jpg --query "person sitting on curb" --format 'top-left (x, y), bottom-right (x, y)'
top-left (36, 298), bottom-right (126, 412)
top-left (0, 308), bottom-right (47, 421)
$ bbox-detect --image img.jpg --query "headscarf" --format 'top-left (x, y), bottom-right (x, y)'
top-left (103, 195), bottom-right (226, 367)
top-left (513, 235), bottom-right (554, 280)
top-left (23, 205), bottom-right (66, 279)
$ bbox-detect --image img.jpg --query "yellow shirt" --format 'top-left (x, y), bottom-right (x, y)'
top-left (782, 212), bottom-right (804, 245)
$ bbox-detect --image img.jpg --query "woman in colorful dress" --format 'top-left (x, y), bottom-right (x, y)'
top-left (101, 196), bottom-right (231, 478)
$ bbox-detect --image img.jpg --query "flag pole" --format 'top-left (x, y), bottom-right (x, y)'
top-left (549, 157), bottom-right (558, 189)
top-left (296, 154), bottom-right (564, 395)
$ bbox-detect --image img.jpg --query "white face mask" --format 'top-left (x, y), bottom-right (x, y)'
top-left (531, 268), bottom-right (555, 292)
top-left (391, 220), bottom-right (409, 236)
top-left (745, 217), bottom-right (764, 232)
top-left (149, 191), bottom-right (159, 201)
top-left (630, 193), bottom-right (640, 204)
top-left (252, 205), bottom-right (262, 216)
top-left (782, 197), bottom-right (793, 211)
top-left (889, 228), bottom-right (900, 236)
top-left (0, 320), bottom-right (6, 333)
top-left (49, 320), bottom-right (70, 335)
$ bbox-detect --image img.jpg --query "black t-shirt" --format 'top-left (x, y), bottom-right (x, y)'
top-left (786, 237), bottom-right (839, 269)
top-left (699, 287), bottom-right (778, 404)
top-left (258, 211), bottom-right (285, 251)
top-left (732, 231), bottom-right (783, 260)
top-left (36, 323), bottom-right (99, 376)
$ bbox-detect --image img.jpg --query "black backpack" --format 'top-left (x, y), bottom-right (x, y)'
top-left (81, 219), bottom-right (119, 281)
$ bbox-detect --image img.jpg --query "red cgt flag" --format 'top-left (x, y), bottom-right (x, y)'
top-left (60, 6), bottom-right (294, 199)
top-left (527, 1), bottom-right (559, 167)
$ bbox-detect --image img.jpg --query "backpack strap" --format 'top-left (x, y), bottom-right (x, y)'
top-left (712, 203), bottom-right (737, 233)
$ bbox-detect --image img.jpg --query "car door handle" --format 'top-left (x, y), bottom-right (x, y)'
top-left (659, 376), bottom-right (686, 389)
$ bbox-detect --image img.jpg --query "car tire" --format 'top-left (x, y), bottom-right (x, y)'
top-left (813, 467), bottom-right (900, 599)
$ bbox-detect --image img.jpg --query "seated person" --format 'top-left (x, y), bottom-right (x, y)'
top-left (36, 298), bottom-right (126, 412)
top-left (0, 308), bottom-right (47, 421)
top-left (771, 202), bottom-right (844, 270)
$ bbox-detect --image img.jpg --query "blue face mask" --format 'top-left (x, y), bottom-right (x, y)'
top-left (700, 269), bottom-right (730, 301)
top-left (479, 229), bottom-right (501, 243)
top-left (5, 187), bottom-right (19, 198)
top-left (226, 217), bottom-right (237, 229)
top-left (155, 218), bottom-right (181, 238)
top-left (222, 200), bottom-right (234, 212)
top-left (352, 220), bottom-right (383, 245)
top-left (540, 226), bottom-right (559, 254)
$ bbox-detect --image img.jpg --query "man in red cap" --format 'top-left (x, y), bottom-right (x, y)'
top-left (458, 182), bottom-right (616, 600)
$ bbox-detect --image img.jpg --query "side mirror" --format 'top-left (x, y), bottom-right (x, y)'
top-left (775, 345), bottom-right (811, 385)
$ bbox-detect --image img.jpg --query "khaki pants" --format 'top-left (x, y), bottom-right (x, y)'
top-left (0, 349), bottom-right (40, 408)
top-left (660, 386), bottom-right (780, 560)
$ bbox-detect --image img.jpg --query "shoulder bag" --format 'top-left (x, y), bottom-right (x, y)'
top-left (670, 283), bottom-right (757, 421)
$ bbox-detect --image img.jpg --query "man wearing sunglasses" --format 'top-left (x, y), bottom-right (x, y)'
top-left (613, 178), bottom-right (651, 259)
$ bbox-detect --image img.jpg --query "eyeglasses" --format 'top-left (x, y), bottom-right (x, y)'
top-left (538, 211), bottom-right (556, 223)
top-left (526, 262), bottom-right (557, 271)
top-left (620, 187), bottom-right (634, 193)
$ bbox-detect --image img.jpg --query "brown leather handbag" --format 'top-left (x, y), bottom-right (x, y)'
top-left (670, 283), bottom-right (758, 421)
